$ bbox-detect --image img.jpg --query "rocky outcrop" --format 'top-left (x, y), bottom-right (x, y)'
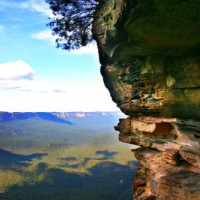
top-left (93, 0), bottom-right (200, 199)
top-left (115, 117), bottom-right (200, 199)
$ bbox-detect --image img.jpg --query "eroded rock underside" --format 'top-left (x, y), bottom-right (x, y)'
top-left (93, 0), bottom-right (200, 199)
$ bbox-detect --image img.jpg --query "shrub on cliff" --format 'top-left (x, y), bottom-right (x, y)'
top-left (46, 0), bottom-right (99, 50)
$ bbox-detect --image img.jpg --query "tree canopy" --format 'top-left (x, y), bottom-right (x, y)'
top-left (46, 0), bottom-right (99, 50)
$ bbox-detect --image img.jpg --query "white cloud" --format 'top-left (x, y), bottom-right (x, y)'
top-left (0, 79), bottom-right (119, 112)
top-left (0, 60), bottom-right (36, 80)
top-left (0, 79), bottom-right (67, 93)
top-left (32, 30), bottom-right (98, 55)
top-left (32, 29), bottom-right (56, 43)
top-left (19, 0), bottom-right (54, 17)
top-left (0, 0), bottom-right (53, 17)
top-left (31, 2), bottom-right (53, 17)
top-left (19, 2), bottom-right (29, 9)
top-left (0, 62), bottom-right (119, 112)
top-left (0, 60), bottom-right (67, 93)
top-left (70, 43), bottom-right (99, 55)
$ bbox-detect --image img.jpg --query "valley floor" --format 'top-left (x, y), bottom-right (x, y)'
top-left (0, 116), bottom-right (138, 200)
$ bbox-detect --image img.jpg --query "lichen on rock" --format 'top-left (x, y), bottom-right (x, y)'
top-left (93, 0), bottom-right (200, 199)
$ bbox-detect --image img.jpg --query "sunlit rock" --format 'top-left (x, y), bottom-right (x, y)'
top-left (93, 0), bottom-right (200, 199)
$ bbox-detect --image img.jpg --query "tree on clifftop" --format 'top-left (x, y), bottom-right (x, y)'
top-left (46, 0), bottom-right (99, 50)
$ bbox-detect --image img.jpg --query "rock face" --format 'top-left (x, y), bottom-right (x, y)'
top-left (115, 117), bottom-right (200, 199)
top-left (93, 0), bottom-right (200, 199)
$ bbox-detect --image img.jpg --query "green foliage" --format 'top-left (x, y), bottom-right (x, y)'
top-left (46, 0), bottom-right (99, 50)
top-left (0, 145), bottom-right (138, 200)
top-left (0, 117), bottom-right (138, 200)
top-left (0, 116), bottom-right (120, 153)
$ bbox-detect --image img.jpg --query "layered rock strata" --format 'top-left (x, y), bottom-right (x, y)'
top-left (93, 0), bottom-right (200, 199)
top-left (115, 117), bottom-right (200, 199)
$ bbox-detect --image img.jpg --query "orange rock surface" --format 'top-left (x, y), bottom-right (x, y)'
top-left (93, 0), bottom-right (200, 199)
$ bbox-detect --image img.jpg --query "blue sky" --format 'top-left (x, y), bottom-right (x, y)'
top-left (0, 0), bottom-right (118, 112)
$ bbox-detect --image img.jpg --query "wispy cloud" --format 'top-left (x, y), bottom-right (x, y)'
top-left (0, 0), bottom-right (17, 7)
top-left (0, 79), bottom-right (66, 93)
top-left (32, 29), bottom-right (56, 43)
top-left (0, 0), bottom-right (53, 17)
top-left (0, 25), bottom-right (4, 37)
top-left (19, 0), bottom-right (53, 17)
top-left (0, 25), bottom-right (4, 32)
top-left (0, 60), bottom-right (67, 93)
top-left (32, 30), bottom-right (99, 55)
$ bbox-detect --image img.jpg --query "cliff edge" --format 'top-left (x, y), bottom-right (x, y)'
top-left (93, 0), bottom-right (200, 199)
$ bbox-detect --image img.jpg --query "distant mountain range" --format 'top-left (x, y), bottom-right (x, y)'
top-left (0, 112), bottom-right (124, 124)
top-left (52, 112), bottom-right (124, 118)
top-left (0, 112), bottom-right (73, 125)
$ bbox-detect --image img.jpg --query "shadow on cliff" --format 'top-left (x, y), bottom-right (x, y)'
top-left (0, 148), bottom-right (47, 172)
top-left (0, 161), bottom-right (139, 200)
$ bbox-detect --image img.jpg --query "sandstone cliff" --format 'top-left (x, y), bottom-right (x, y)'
top-left (93, 0), bottom-right (200, 199)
